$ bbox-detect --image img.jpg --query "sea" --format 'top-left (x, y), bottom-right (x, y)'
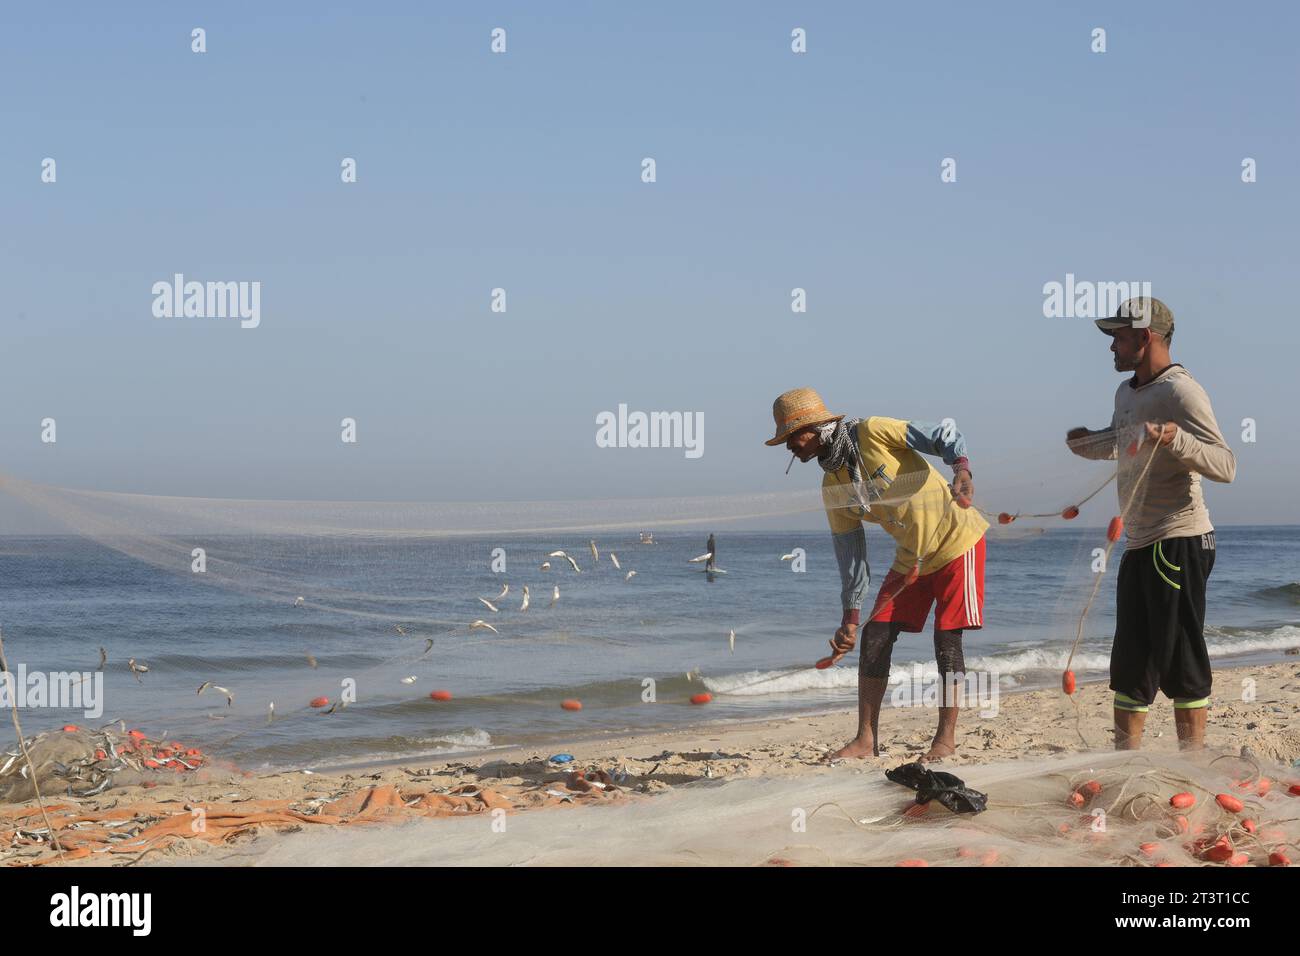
top-left (0, 527), bottom-right (1296, 770)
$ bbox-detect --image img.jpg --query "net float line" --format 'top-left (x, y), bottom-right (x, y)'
top-left (979, 472), bottom-right (1116, 526)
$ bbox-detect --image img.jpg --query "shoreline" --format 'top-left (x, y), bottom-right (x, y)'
top-left (3, 658), bottom-right (1298, 866)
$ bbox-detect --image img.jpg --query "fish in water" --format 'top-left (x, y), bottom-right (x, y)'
top-left (197, 682), bottom-right (234, 706)
top-left (550, 585), bottom-right (560, 607)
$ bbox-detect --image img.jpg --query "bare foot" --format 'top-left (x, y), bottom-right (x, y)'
top-left (827, 736), bottom-right (877, 760)
top-left (919, 741), bottom-right (955, 763)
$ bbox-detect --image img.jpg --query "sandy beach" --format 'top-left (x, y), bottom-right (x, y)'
top-left (4, 659), bottom-right (1299, 867)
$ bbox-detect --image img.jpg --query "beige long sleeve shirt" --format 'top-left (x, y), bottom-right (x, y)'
top-left (1074, 365), bottom-right (1236, 549)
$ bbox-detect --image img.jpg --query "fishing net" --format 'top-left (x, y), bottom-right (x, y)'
top-left (173, 750), bottom-right (1300, 868)
top-left (0, 430), bottom-right (1178, 778)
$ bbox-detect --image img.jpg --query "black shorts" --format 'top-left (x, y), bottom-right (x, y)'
top-left (1109, 532), bottom-right (1216, 708)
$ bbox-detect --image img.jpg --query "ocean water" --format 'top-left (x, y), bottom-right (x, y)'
top-left (0, 526), bottom-right (1296, 770)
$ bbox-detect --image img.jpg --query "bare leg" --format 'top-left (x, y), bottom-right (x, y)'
top-left (829, 622), bottom-right (902, 759)
top-left (922, 627), bottom-right (963, 762)
top-left (1173, 706), bottom-right (1206, 750)
top-left (1113, 708), bottom-right (1147, 750)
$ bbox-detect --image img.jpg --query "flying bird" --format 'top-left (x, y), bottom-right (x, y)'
top-left (422, 638), bottom-right (434, 655)
top-left (478, 597), bottom-right (499, 613)
top-left (400, 676), bottom-right (417, 684)
top-left (470, 620), bottom-right (499, 634)
top-left (625, 570), bottom-right (637, 581)
top-left (520, 586), bottom-right (530, 612)
top-left (294, 596), bottom-right (305, 607)
top-left (540, 561), bottom-right (552, 571)
top-left (609, 553), bottom-right (621, 570)
top-left (127, 659), bottom-right (149, 683)
top-left (564, 554), bottom-right (581, 573)
top-left (395, 625), bottom-right (406, 636)
top-left (780, 553), bottom-right (796, 561)
top-left (197, 681), bottom-right (234, 706)
top-left (688, 553), bottom-right (713, 564)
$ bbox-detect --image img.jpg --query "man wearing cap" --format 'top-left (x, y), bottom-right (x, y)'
top-left (767, 388), bottom-right (988, 762)
top-left (1066, 298), bottom-right (1235, 750)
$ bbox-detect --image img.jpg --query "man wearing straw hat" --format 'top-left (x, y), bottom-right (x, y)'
top-left (1066, 298), bottom-right (1235, 751)
top-left (767, 388), bottom-right (988, 762)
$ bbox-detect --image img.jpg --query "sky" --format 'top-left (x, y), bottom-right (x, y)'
top-left (2, 0), bottom-right (1297, 532)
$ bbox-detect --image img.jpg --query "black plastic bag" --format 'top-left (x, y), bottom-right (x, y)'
top-left (886, 761), bottom-right (988, 814)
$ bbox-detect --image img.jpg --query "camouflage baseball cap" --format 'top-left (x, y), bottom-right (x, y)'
top-left (1095, 297), bottom-right (1174, 337)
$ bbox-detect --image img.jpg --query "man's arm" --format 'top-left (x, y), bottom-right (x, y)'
top-left (1154, 381), bottom-right (1236, 483)
top-left (832, 527), bottom-right (869, 626)
top-left (1066, 423), bottom-right (1118, 460)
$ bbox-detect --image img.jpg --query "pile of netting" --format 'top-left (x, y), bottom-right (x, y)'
top-left (215, 750), bottom-right (1300, 867)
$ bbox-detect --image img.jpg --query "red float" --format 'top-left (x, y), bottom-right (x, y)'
top-left (1061, 506), bottom-right (1080, 520)
top-left (1106, 516), bottom-right (1124, 542)
top-left (429, 690), bottom-right (453, 701)
top-left (690, 693), bottom-right (712, 705)
top-left (1062, 670), bottom-right (1076, 695)
top-left (309, 696), bottom-right (329, 708)
top-left (561, 699), bottom-right (583, 711)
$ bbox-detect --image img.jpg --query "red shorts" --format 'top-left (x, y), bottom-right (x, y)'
top-left (869, 537), bottom-right (985, 632)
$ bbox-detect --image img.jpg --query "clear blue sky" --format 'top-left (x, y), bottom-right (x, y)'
top-left (2, 1), bottom-right (1297, 531)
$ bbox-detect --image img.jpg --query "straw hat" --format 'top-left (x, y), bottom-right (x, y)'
top-left (765, 388), bottom-right (844, 446)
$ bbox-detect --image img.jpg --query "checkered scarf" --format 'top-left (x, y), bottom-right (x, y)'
top-left (816, 417), bottom-right (869, 511)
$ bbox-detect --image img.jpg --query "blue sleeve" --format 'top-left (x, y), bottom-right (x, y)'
top-left (832, 527), bottom-right (869, 622)
top-left (906, 420), bottom-right (969, 468)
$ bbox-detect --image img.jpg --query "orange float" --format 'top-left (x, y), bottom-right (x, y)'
top-left (1215, 793), bottom-right (1244, 814)
top-left (62, 725), bottom-right (79, 732)
top-left (309, 696), bottom-right (329, 708)
top-left (1062, 670), bottom-right (1076, 695)
top-left (896, 859), bottom-right (928, 867)
top-left (561, 699), bottom-right (583, 711)
top-left (1170, 792), bottom-right (1195, 809)
top-left (997, 512), bottom-right (1015, 525)
top-left (815, 656), bottom-right (835, 670)
top-left (690, 693), bottom-right (712, 705)
top-left (1061, 506), bottom-right (1080, 520)
top-left (1106, 516), bottom-right (1124, 542)
top-left (1081, 780), bottom-right (1102, 797)
top-left (1270, 851), bottom-right (1292, 867)
top-left (429, 690), bottom-right (453, 701)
